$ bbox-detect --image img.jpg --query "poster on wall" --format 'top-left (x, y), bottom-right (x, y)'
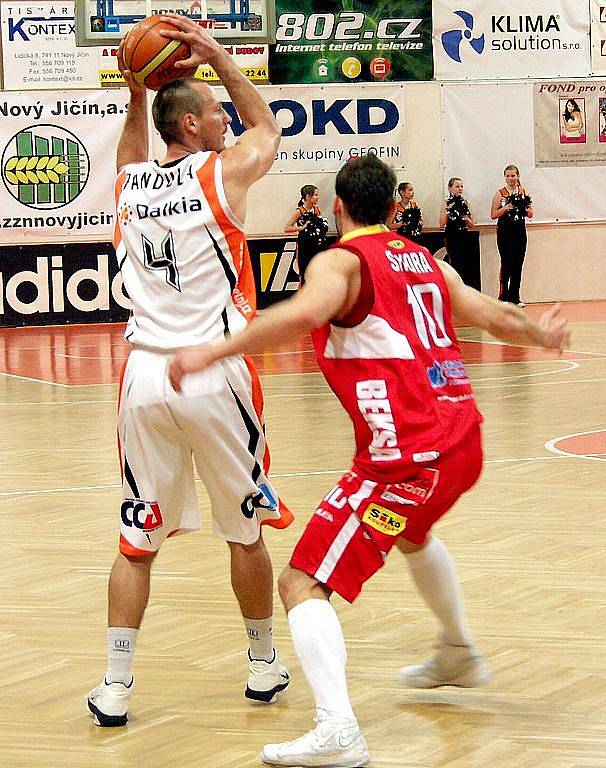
top-left (0, 90), bottom-right (128, 243)
top-left (590, 0), bottom-right (606, 76)
top-left (432, 1), bottom-right (590, 80)
top-left (534, 80), bottom-right (606, 166)
top-left (269, 0), bottom-right (433, 84)
top-left (1, 2), bottom-right (100, 89)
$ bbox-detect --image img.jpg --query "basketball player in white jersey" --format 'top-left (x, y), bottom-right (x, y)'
top-left (87, 17), bottom-right (292, 727)
top-left (168, 156), bottom-right (570, 766)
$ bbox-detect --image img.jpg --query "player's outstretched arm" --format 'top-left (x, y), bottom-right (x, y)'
top-left (116, 39), bottom-right (149, 171)
top-left (438, 260), bottom-right (570, 350)
top-left (160, 14), bottom-right (280, 183)
top-left (168, 249), bottom-right (358, 392)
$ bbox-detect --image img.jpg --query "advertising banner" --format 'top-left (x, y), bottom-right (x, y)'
top-left (249, 231), bottom-right (479, 309)
top-left (1, 2), bottom-right (100, 89)
top-left (269, 0), bottom-right (433, 84)
top-left (591, 0), bottom-right (606, 76)
top-left (432, 1), bottom-right (590, 80)
top-left (213, 83), bottom-right (406, 173)
top-left (0, 242), bottom-right (130, 327)
top-left (0, 89), bottom-right (128, 242)
top-left (534, 80), bottom-right (606, 167)
top-left (1, 2), bottom-right (269, 90)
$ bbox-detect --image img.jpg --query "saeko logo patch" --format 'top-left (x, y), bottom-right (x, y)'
top-left (1, 124), bottom-right (90, 209)
top-left (362, 503), bottom-right (407, 536)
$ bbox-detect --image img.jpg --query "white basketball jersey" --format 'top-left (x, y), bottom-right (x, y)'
top-left (114, 151), bottom-right (256, 350)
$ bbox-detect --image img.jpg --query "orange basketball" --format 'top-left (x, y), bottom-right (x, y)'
top-left (122, 15), bottom-right (198, 91)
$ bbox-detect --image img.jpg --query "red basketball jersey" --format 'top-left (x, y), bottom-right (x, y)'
top-left (311, 225), bottom-right (482, 482)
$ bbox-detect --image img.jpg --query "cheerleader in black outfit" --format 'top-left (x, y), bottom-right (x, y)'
top-left (285, 184), bottom-right (329, 282)
top-left (439, 177), bottom-right (475, 280)
top-left (389, 182), bottom-right (423, 241)
top-left (490, 165), bottom-right (534, 306)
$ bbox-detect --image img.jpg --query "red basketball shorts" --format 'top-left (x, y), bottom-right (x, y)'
top-left (290, 430), bottom-right (483, 603)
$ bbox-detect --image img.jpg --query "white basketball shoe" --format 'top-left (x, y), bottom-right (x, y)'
top-left (398, 642), bottom-right (491, 688)
top-left (261, 713), bottom-right (370, 767)
top-left (87, 678), bottom-right (133, 727)
top-left (245, 650), bottom-right (290, 703)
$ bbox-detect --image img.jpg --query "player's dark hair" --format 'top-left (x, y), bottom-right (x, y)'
top-left (152, 78), bottom-right (206, 144)
top-left (335, 155), bottom-right (396, 225)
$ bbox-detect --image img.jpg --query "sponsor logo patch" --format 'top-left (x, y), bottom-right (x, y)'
top-left (362, 503), bottom-right (407, 536)
top-left (120, 499), bottom-right (163, 531)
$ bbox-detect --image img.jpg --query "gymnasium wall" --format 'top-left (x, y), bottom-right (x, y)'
top-left (0, 0), bottom-right (605, 327)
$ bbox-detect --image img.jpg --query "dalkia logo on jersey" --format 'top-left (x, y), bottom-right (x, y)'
top-left (1, 124), bottom-right (90, 210)
top-left (362, 503), bottom-right (407, 536)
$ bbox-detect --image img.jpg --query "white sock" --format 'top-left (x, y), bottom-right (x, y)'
top-left (106, 627), bottom-right (138, 684)
top-left (244, 616), bottom-right (274, 662)
top-left (405, 536), bottom-right (471, 646)
top-left (288, 599), bottom-right (356, 722)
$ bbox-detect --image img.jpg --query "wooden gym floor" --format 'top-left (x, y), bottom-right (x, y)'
top-left (0, 300), bottom-right (605, 768)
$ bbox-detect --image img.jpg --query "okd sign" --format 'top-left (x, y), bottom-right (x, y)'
top-left (432, 1), bottom-right (590, 80)
top-left (211, 83), bottom-right (406, 172)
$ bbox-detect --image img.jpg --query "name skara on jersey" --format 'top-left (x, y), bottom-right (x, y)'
top-left (114, 151), bottom-right (256, 350)
top-left (311, 228), bottom-right (482, 482)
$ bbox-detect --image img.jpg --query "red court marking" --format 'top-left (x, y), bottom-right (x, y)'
top-left (552, 431), bottom-right (606, 457)
top-left (0, 300), bottom-right (604, 386)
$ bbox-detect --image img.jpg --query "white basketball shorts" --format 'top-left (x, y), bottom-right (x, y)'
top-left (117, 348), bottom-right (292, 556)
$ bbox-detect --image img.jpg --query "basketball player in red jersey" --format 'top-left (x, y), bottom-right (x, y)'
top-left (87, 18), bottom-right (293, 727)
top-left (169, 155), bottom-right (570, 767)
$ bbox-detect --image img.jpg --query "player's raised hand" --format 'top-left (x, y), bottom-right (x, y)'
top-left (117, 38), bottom-right (146, 95)
top-left (168, 345), bottom-right (218, 392)
top-left (538, 303), bottom-right (571, 351)
top-left (158, 13), bottom-right (225, 69)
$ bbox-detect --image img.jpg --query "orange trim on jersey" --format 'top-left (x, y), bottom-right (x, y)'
top-left (119, 533), bottom-right (154, 557)
top-left (116, 356), bottom-right (129, 481)
top-left (243, 354), bottom-right (294, 530)
top-left (500, 186), bottom-right (526, 197)
top-left (113, 171), bottom-right (127, 251)
top-left (196, 154), bottom-right (257, 323)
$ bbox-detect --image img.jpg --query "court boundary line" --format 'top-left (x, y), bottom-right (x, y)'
top-left (545, 429), bottom-right (606, 462)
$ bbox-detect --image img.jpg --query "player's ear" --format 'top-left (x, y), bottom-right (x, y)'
top-left (183, 111), bottom-right (197, 133)
top-left (387, 199), bottom-right (396, 221)
top-left (333, 196), bottom-right (342, 216)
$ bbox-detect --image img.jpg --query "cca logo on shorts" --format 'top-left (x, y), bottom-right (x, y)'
top-left (121, 499), bottom-right (164, 531)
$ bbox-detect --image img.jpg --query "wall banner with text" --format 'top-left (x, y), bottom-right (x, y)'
top-left (1, 2), bottom-right (100, 89)
top-left (218, 83), bottom-right (406, 173)
top-left (269, 0), bottom-right (433, 84)
top-left (0, 90), bottom-right (129, 243)
top-left (0, 242), bottom-right (130, 327)
top-left (433, 0), bottom-right (590, 80)
top-left (534, 80), bottom-right (606, 167)
top-left (1, 2), bottom-right (269, 90)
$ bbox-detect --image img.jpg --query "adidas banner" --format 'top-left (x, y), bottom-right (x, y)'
top-left (0, 89), bottom-right (128, 244)
top-left (432, 1), bottom-right (590, 81)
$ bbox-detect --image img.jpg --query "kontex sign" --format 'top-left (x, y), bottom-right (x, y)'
top-left (432, 1), bottom-right (590, 80)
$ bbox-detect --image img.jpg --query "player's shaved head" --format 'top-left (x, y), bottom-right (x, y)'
top-left (152, 78), bottom-right (209, 144)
